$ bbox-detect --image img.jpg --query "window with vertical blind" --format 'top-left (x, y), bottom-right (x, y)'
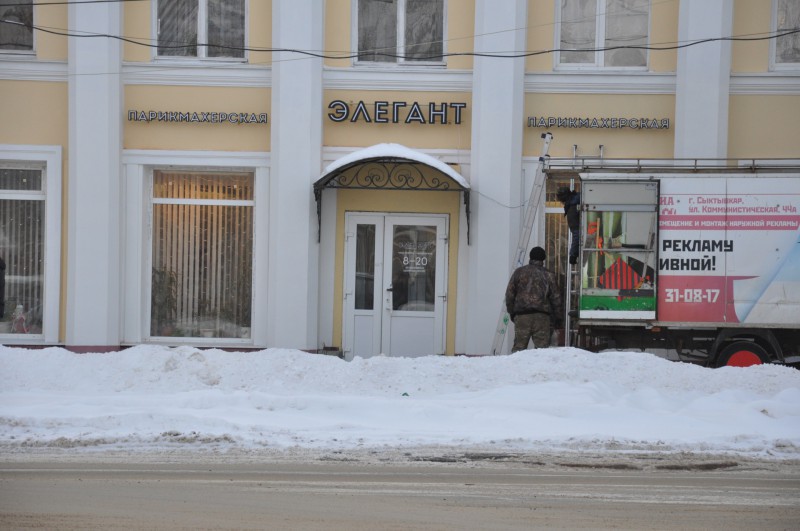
top-left (0, 165), bottom-right (44, 334)
top-left (150, 170), bottom-right (254, 339)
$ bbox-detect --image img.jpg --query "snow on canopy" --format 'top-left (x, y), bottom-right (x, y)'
top-left (318, 143), bottom-right (469, 189)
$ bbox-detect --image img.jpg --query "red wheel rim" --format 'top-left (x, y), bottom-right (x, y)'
top-left (726, 350), bottom-right (762, 367)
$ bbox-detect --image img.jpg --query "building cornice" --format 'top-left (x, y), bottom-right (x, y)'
top-left (525, 71), bottom-right (676, 94)
top-left (122, 149), bottom-right (270, 167)
top-left (0, 58), bottom-right (67, 82)
top-left (122, 61), bottom-right (271, 87)
top-left (323, 66), bottom-right (472, 92)
top-left (730, 72), bottom-right (800, 95)
top-left (3, 58), bottom-right (798, 96)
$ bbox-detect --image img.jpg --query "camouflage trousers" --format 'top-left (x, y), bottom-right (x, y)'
top-left (511, 312), bottom-right (551, 352)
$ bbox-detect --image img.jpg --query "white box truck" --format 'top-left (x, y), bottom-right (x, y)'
top-left (546, 163), bottom-right (800, 368)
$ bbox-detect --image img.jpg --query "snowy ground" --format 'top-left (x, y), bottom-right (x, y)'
top-left (1, 345), bottom-right (799, 467)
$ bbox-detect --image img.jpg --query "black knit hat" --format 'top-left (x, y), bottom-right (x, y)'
top-left (529, 246), bottom-right (546, 261)
top-left (556, 186), bottom-right (572, 201)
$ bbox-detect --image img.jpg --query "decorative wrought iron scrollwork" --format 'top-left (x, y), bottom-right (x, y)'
top-left (314, 158), bottom-right (470, 244)
top-left (327, 161), bottom-right (453, 191)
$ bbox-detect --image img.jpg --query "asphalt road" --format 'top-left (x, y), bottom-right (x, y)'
top-left (1, 453), bottom-right (799, 530)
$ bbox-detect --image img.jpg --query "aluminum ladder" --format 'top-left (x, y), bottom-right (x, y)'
top-left (490, 132), bottom-right (553, 355)
top-left (563, 231), bottom-right (579, 348)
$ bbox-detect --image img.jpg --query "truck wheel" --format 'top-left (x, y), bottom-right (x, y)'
top-left (716, 342), bottom-right (770, 368)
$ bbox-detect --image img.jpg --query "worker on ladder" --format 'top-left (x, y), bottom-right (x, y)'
top-left (556, 186), bottom-right (581, 265)
top-left (557, 185), bottom-right (581, 348)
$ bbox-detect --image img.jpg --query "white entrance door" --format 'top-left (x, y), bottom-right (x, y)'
top-left (344, 213), bottom-right (448, 359)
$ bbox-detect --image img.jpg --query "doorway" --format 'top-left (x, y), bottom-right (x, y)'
top-left (343, 213), bottom-right (448, 358)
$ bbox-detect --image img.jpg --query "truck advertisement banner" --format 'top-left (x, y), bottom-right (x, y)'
top-left (657, 176), bottom-right (800, 325)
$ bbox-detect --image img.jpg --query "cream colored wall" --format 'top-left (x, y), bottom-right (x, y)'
top-left (123, 0), bottom-right (272, 64)
top-left (523, 94), bottom-right (675, 158)
top-left (324, 0), bottom-right (475, 70)
top-left (123, 0), bottom-right (150, 62)
top-left (729, 95), bottom-right (800, 158)
top-left (0, 81), bottom-right (67, 146)
top-left (124, 86), bottom-right (271, 151)
top-left (649, 0), bottom-right (678, 73)
top-left (332, 188), bottom-right (461, 355)
top-left (444, 0), bottom-right (475, 70)
top-left (525, 0), bottom-right (678, 72)
top-left (526, 0), bottom-right (554, 72)
top-left (34, 2), bottom-right (68, 61)
top-left (323, 90), bottom-right (472, 149)
top-left (732, 0), bottom-right (771, 73)
top-left (324, 0), bottom-right (350, 68)
top-left (249, 0), bottom-right (272, 66)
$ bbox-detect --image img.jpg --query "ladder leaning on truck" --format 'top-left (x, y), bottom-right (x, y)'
top-left (546, 158), bottom-right (800, 368)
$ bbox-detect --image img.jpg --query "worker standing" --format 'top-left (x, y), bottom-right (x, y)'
top-left (505, 247), bottom-right (563, 352)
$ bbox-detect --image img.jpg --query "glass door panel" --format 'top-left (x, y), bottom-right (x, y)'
top-left (355, 224), bottom-right (376, 310)
top-left (390, 225), bottom-right (436, 312)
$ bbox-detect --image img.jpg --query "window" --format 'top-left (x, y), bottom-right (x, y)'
top-left (0, 0), bottom-right (33, 52)
top-left (557, 0), bottom-right (650, 68)
top-left (0, 146), bottom-right (60, 343)
top-left (156, 0), bottom-right (245, 59)
top-left (774, 0), bottom-right (800, 67)
top-left (150, 171), bottom-right (254, 339)
top-left (0, 167), bottom-right (44, 334)
top-left (357, 0), bottom-right (444, 64)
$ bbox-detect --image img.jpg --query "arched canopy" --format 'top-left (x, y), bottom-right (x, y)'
top-left (314, 143), bottom-right (471, 243)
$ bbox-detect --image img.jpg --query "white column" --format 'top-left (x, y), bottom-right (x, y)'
top-left (674, 0), bottom-right (733, 159)
top-left (465, 0), bottom-right (527, 354)
top-left (66, 3), bottom-right (122, 349)
top-left (269, 0), bottom-right (324, 349)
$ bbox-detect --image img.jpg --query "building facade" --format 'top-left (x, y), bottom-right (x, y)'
top-left (0, 0), bottom-right (798, 356)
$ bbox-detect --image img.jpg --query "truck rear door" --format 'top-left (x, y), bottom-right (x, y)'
top-left (579, 180), bottom-right (659, 320)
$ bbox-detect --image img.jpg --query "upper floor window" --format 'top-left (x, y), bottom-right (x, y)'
top-left (774, 0), bottom-right (800, 68)
top-left (156, 0), bottom-right (245, 59)
top-left (0, 0), bottom-right (33, 52)
top-left (356, 0), bottom-right (444, 65)
top-left (557, 0), bottom-right (650, 69)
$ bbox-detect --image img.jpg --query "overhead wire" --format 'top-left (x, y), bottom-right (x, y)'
top-left (3, 15), bottom-right (799, 62)
top-left (0, 0), bottom-right (797, 62)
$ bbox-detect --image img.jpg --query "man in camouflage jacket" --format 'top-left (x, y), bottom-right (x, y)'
top-left (505, 246), bottom-right (563, 352)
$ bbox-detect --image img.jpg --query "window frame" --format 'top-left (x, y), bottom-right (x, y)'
top-left (0, 0), bottom-right (36, 55)
top-left (0, 145), bottom-right (62, 344)
top-left (152, 0), bottom-right (249, 63)
top-left (148, 168), bottom-right (256, 341)
top-left (554, 0), bottom-right (651, 71)
top-left (352, 0), bottom-right (447, 68)
top-left (121, 150), bottom-right (269, 347)
top-left (770, 0), bottom-right (800, 71)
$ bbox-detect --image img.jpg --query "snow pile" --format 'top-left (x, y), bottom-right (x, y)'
top-left (1, 345), bottom-right (798, 457)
